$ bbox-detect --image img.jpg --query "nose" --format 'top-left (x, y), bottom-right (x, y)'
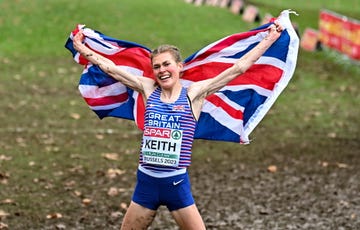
top-left (159, 65), bottom-right (166, 72)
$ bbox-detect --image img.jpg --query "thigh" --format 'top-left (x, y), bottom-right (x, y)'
top-left (121, 201), bottom-right (157, 230)
top-left (171, 204), bottom-right (206, 230)
top-left (162, 172), bottom-right (194, 211)
top-left (132, 170), bottom-right (161, 210)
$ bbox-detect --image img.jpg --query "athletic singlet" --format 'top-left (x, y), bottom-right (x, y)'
top-left (139, 87), bottom-right (196, 174)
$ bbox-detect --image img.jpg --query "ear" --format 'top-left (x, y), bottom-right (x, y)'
top-left (178, 62), bottom-right (184, 70)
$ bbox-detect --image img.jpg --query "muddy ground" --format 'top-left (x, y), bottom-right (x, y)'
top-left (2, 136), bottom-right (359, 230)
top-left (113, 137), bottom-right (359, 230)
top-left (147, 138), bottom-right (360, 230)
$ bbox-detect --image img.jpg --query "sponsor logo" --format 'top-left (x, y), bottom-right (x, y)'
top-left (173, 179), bottom-right (184, 186)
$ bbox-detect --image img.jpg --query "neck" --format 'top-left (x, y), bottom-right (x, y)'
top-left (160, 83), bottom-right (182, 103)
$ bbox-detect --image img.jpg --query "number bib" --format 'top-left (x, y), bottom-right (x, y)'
top-left (141, 127), bottom-right (182, 167)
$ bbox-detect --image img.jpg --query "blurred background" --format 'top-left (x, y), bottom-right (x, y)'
top-left (0, 0), bottom-right (359, 229)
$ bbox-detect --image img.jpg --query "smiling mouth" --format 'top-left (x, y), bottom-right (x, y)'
top-left (158, 75), bottom-right (171, 80)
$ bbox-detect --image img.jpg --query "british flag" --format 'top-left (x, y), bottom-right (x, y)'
top-left (65, 10), bottom-right (299, 144)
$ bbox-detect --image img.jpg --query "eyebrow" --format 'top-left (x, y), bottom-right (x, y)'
top-left (153, 60), bottom-right (171, 67)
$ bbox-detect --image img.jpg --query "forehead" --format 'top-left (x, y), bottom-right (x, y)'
top-left (152, 52), bottom-right (174, 64)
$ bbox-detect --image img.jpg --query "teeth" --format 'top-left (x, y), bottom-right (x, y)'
top-left (159, 75), bottom-right (170, 80)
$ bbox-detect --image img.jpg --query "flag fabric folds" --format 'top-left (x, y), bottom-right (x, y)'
top-left (65, 10), bottom-right (299, 144)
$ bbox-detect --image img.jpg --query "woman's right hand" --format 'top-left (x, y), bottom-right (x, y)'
top-left (73, 30), bottom-right (85, 51)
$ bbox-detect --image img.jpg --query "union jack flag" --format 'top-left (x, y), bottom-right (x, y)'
top-left (65, 10), bottom-right (299, 144)
top-left (172, 105), bottom-right (186, 112)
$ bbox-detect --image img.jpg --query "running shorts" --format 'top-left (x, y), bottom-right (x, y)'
top-left (132, 169), bottom-right (195, 211)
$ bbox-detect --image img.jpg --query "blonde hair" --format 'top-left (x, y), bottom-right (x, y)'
top-left (151, 44), bottom-right (182, 63)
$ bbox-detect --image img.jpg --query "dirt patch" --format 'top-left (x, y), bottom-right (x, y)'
top-left (149, 137), bottom-right (360, 229)
top-left (1, 137), bottom-right (359, 229)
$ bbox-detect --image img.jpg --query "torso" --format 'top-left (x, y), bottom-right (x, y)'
top-left (139, 87), bottom-right (196, 174)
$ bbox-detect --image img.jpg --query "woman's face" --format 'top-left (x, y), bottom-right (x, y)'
top-left (152, 52), bottom-right (183, 89)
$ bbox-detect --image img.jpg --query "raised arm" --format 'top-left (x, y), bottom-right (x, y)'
top-left (72, 31), bottom-right (155, 95)
top-left (188, 22), bottom-right (283, 119)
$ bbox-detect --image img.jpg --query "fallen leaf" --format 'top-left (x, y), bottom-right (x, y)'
top-left (0, 173), bottom-right (9, 185)
top-left (74, 190), bottom-right (82, 197)
top-left (327, 132), bottom-right (337, 138)
top-left (106, 168), bottom-right (126, 179)
top-left (336, 162), bottom-right (348, 168)
top-left (0, 222), bottom-right (9, 229)
top-left (57, 67), bottom-right (67, 74)
top-left (0, 155), bottom-right (12, 161)
top-left (339, 85), bottom-right (346, 92)
top-left (118, 188), bottom-right (126, 193)
top-left (102, 153), bottom-right (119, 161)
top-left (70, 113), bottom-right (81, 120)
top-left (82, 198), bottom-right (92, 206)
top-left (107, 187), bottom-right (119, 197)
top-left (120, 202), bottom-right (128, 210)
top-left (64, 180), bottom-right (76, 188)
top-left (95, 134), bottom-right (104, 140)
top-left (339, 200), bottom-right (349, 207)
top-left (267, 165), bottom-right (277, 173)
top-left (0, 199), bottom-right (15, 205)
top-left (68, 165), bottom-right (84, 173)
top-left (55, 223), bottom-right (66, 230)
top-left (0, 173), bottom-right (9, 180)
top-left (321, 161), bottom-right (329, 167)
top-left (69, 100), bottom-right (77, 106)
top-left (70, 154), bottom-right (85, 159)
top-left (46, 213), bottom-right (62, 219)
top-left (0, 210), bottom-right (10, 218)
top-left (124, 149), bottom-right (135, 155)
top-left (110, 211), bottom-right (123, 218)
top-left (15, 137), bottom-right (27, 147)
top-left (15, 137), bottom-right (25, 144)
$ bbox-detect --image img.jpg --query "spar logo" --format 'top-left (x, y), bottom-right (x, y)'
top-left (171, 130), bottom-right (182, 140)
top-left (144, 127), bottom-right (171, 138)
top-left (144, 127), bottom-right (182, 140)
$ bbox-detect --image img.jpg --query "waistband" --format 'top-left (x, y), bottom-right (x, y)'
top-left (138, 165), bottom-right (187, 178)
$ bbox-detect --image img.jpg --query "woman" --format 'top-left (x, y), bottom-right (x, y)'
top-left (73, 22), bottom-right (283, 229)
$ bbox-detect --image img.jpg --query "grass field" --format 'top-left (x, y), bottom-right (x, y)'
top-left (0, 0), bottom-right (359, 229)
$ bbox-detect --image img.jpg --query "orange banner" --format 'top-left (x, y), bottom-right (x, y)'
top-left (301, 28), bottom-right (320, 51)
top-left (319, 9), bottom-right (360, 60)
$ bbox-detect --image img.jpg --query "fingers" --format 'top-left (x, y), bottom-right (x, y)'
top-left (273, 20), bottom-right (283, 32)
top-left (74, 30), bottom-right (84, 42)
top-left (267, 23), bottom-right (283, 39)
top-left (73, 32), bottom-right (86, 52)
top-left (72, 30), bottom-right (86, 52)
top-left (265, 22), bottom-right (282, 41)
top-left (275, 24), bottom-right (283, 33)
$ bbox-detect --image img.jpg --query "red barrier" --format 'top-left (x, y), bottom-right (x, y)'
top-left (301, 28), bottom-right (320, 51)
top-left (319, 9), bottom-right (360, 61)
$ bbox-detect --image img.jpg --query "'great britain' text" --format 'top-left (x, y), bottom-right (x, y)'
top-left (148, 112), bottom-right (181, 129)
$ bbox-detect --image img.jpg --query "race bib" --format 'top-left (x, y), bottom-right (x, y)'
top-left (141, 127), bottom-right (182, 167)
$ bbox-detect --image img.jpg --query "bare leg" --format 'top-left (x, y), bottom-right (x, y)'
top-left (171, 204), bottom-right (206, 230)
top-left (121, 201), bottom-right (157, 230)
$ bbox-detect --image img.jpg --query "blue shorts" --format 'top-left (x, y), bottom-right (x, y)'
top-left (132, 169), bottom-right (195, 211)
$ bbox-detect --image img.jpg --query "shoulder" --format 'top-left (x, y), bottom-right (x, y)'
top-left (186, 84), bottom-right (207, 121)
top-left (142, 81), bottom-right (158, 102)
top-left (186, 79), bottom-right (211, 102)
